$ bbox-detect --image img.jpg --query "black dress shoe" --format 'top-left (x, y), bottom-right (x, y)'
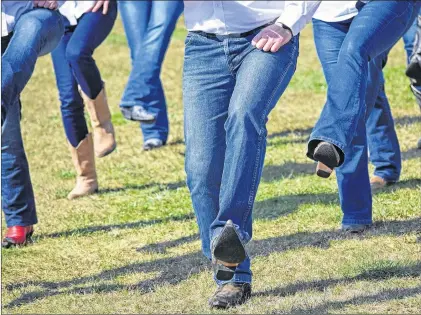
top-left (313, 141), bottom-right (341, 178)
top-left (209, 283), bottom-right (251, 309)
top-left (120, 106), bottom-right (156, 123)
top-left (211, 220), bottom-right (247, 281)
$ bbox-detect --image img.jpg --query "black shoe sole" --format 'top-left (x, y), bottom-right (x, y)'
top-left (313, 142), bottom-right (340, 178)
top-left (213, 223), bottom-right (246, 265)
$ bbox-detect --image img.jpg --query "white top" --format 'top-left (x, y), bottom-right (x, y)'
top-left (313, 1), bottom-right (359, 22)
top-left (183, 1), bottom-right (322, 36)
top-left (59, 1), bottom-right (96, 25)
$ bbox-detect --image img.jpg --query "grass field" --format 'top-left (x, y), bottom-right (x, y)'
top-left (2, 18), bottom-right (421, 314)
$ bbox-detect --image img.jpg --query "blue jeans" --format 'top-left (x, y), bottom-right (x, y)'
top-left (367, 5), bottom-right (421, 181)
top-left (313, 19), bottom-right (399, 224)
top-left (51, 2), bottom-right (117, 147)
top-left (1, 9), bottom-right (64, 227)
top-left (118, 0), bottom-right (183, 143)
top-left (308, 1), bottom-right (417, 158)
top-left (403, 8), bottom-right (421, 63)
top-left (184, 30), bottom-right (299, 284)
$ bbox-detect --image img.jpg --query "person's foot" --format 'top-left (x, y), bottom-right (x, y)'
top-left (209, 283), bottom-right (251, 309)
top-left (341, 224), bottom-right (372, 233)
top-left (120, 106), bottom-right (156, 123)
top-left (313, 141), bottom-right (341, 178)
top-left (370, 176), bottom-right (393, 191)
top-left (2, 226), bottom-right (34, 248)
top-left (143, 138), bottom-right (165, 151)
top-left (212, 220), bottom-right (247, 281)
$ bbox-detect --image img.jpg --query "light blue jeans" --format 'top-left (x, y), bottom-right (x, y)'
top-left (183, 30), bottom-right (299, 285)
top-left (1, 8), bottom-right (64, 227)
top-left (118, 0), bottom-right (183, 143)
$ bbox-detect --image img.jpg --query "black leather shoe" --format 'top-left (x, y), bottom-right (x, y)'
top-left (211, 220), bottom-right (247, 281)
top-left (120, 106), bottom-right (156, 123)
top-left (209, 283), bottom-right (251, 309)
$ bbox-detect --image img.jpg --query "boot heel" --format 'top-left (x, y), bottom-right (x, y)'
top-left (316, 162), bottom-right (333, 178)
top-left (213, 262), bottom-right (237, 281)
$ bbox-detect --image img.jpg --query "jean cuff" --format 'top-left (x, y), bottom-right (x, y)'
top-left (119, 100), bottom-right (148, 108)
top-left (215, 273), bottom-right (252, 286)
top-left (307, 136), bottom-right (346, 165)
top-left (373, 171), bottom-right (400, 183)
top-left (342, 218), bottom-right (372, 225)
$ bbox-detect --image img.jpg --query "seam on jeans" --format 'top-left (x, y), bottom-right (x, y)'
top-left (345, 3), bottom-right (413, 148)
top-left (241, 41), bottom-right (298, 229)
top-left (224, 39), bottom-right (236, 78)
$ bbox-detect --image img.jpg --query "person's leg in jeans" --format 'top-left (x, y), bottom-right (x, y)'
top-left (51, 26), bottom-right (96, 200)
top-left (403, 9), bottom-right (421, 148)
top-left (1, 8), bottom-right (64, 122)
top-left (63, 2), bottom-right (118, 158)
top-left (1, 8), bottom-right (64, 247)
top-left (307, 1), bottom-right (416, 172)
top-left (366, 77), bottom-right (402, 187)
top-left (367, 6), bottom-right (421, 185)
top-left (313, 18), bottom-right (372, 230)
top-left (51, 3), bottom-right (117, 200)
top-left (184, 31), bottom-right (298, 307)
top-left (119, 0), bottom-right (183, 149)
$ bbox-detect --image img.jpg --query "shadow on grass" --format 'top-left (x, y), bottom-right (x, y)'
top-left (38, 212), bottom-right (194, 240)
top-left (4, 216), bottom-right (420, 309)
top-left (402, 147), bottom-right (421, 161)
top-left (98, 181), bottom-right (185, 195)
top-left (256, 262), bottom-right (421, 297)
top-left (255, 263), bottom-right (421, 313)
top-left (262, 162), bottom-right (315, 181)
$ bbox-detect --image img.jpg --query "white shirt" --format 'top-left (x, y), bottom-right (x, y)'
top-left (59, 1), bottom-right (96, 25)
top-left (184, 1), bottom-right (322, 36)
top-left (313, 1), bottom-right (359, 22)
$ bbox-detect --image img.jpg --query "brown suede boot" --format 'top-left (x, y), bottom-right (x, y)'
top-left (67, 134), bottom-right (98, 200)
top-left (81, 86), bottom-right (116, 158)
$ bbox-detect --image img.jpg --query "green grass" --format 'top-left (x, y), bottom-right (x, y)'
top-left (2, 18), bottom-right (421, 314)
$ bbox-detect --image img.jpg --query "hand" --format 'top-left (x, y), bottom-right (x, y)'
top-left (87, 0), bottom-right (110, 15)
top-left (252, 23), bottom-right (293, 53)
top-left (33, 0), bottom-right (58, 10)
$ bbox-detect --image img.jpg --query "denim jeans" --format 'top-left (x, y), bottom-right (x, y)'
top-left (403, 7), bottom-right (421, 63)
top-left (1, 8), bottom-right (64, 227)
top-left (184, 30), bottom-right (299, 284)
top-left (310, 1), bottom-right (418, 225)
top-left (308, 1), bottom-right (417, 159)
top-left (118, 0), bottom-right (183, 143)
top-left (51, 2), bottom-right (117, 147)
top-left (313, 18), bottom-right (399, 224)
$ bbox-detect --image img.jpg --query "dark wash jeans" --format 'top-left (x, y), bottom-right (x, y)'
top-left (183, 30), bottom-right (299, 285)
top-left (51, 1), bottom-right (117, 147)
top-left (1, 9), bottom-right (64, 227)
